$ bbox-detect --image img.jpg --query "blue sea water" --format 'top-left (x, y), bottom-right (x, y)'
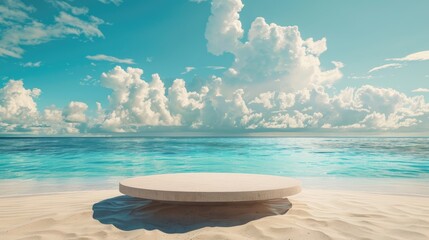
top-left (0, 137), bottom-right (428, 195)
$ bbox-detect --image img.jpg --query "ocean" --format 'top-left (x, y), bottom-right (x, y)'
top-left (1, 137), bottom-right (428, 195)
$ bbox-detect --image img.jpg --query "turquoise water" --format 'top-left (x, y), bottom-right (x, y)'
top-left (1, 137), bottom-right (428, 180)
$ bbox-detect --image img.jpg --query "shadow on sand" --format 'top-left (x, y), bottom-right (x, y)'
top-left (92, 195), bottom-right (292, 233)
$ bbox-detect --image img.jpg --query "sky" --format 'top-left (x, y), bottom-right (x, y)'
top-left (0, 0), bottom-right (429, 135)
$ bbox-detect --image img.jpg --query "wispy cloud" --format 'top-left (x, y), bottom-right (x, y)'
top-left (86, 54), bottom-right (135, 64)
top-left (190, 0), bottom-right (207, 3)
top-left (412, 88), bottom-right (429, 93)
top-left (21, 61), bottom-right (41, 68)
top-left (0, 0), bottom-right (105, 58)
top-left (368, 63), bottom-right (402, 73)
top-left (98, 0), bottom-right (123, 6)
top-left (206, 65), bottom-right (225, 70)
top-left (348, 74), bottom-right (373, 80)
top-left (47, 0), bottom-right (89, 15)
top-left (387, 50), bottom-right (429, 61)
top-left (80, 74), bottom-right (99, 86)
top-left (181, 66), bottom-right (195, 74)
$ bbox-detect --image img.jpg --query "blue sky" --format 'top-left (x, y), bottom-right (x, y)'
top-left (1, 0), bottom-right (429, 135)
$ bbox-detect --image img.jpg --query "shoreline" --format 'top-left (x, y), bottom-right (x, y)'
top-left (1, 188), bottom-right (428, 240)
top-left (1, 176), bottom-right (429, 197)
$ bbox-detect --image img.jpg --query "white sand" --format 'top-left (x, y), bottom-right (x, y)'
top-left (1, 189), bottom-right (428, 240)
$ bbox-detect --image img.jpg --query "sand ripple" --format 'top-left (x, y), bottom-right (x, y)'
top-left (1, 189), bottom-right (428, 240)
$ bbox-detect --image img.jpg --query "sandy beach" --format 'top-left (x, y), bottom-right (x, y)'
top-left (1, 189), bottom-right (428, 240)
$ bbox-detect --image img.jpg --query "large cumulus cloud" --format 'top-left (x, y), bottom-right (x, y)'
top-left (1, 0), bottom-right (428, 135)
top-left (205, 0), bottom-right (343, 92)
top-left (0, 80), bottom-right (40, 131)
top-left (1, 66), bottom-right (428, 134)
top-left (0, 80), bottom-right (88, 134)
top-left (97, 66), bottom-right (180, 132)
top-left (89, 66), bottom-right (429, 133)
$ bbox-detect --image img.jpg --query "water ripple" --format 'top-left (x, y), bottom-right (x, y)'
top-left (0, 137), bottom-right (428, 179)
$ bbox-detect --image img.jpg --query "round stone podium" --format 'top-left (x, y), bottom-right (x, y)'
top-left (119, 173), bottom-right (301, 203)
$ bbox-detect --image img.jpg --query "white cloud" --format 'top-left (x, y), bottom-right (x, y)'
top-left (80, 75), bottom-right (98, 86)
top-left (2, 67), bottom-right (429, 134)
top-left (412, 88), bottom-right (429, 93)
top-left (190, 0), bottom-right (207, 3)
top-left (2, 1), bottom-right (429, 135)
top-left (98, 0), bottom-right (123, 6)
top-left (259, 111), bottom-right (323, 129)
top-left (329, 85), bottom-right (428, 129)
top-left (0, 0), bottom-right (34, 25)
top-left (86, 54), bottom-right (135, 64)
top-left (387, 50), bottom-right (429, 62)
top-left (48, 0), bottom-right (89, 15)
top-left (250, 91), bottom-right (276, 109)
top-left (146, 57), bottom-right (153, 63)
top-left (168, 79), bottom-right (208, 126)
top-left (55, 12), bottom-right (104, 38)
top-left (0, 79), bottom-right (88, 134)
top-left (0, 0), bottom-right (105, 58)
top-left (368, 63), bottom-right (402, 73)
top-left (0, 80), bottom-right (40, 127)
top-left (206, 66), bottom-right (225, 70)
top-left (348, 75), bottom-right (373, 80)
top-left (95, 67), bottom-right (259, 131)
top-left (333, 85), bottom-right (421, 114)
top-left (98, 66), bottom-right (180, 132)
top-left (22, 61), bottom-right (41, 68)
top-left (277, 92), bottom-right (295, 110)
top-left (205, 0), bottom-right (244, 56)
top-left (63, 101), bottom-right (88, 123)
top-left (181, 66), bottom-right (195, 74)
top-left (359, 112), bottom-right (418, 130)
top-left (205, 0), bottom-right (343, 92)
top-left (90, 66), bottom-right (429, 132)
top-left (0, 48), bottom-right (21, 58)
top-left (43, 107), bottom-right (82, 134)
